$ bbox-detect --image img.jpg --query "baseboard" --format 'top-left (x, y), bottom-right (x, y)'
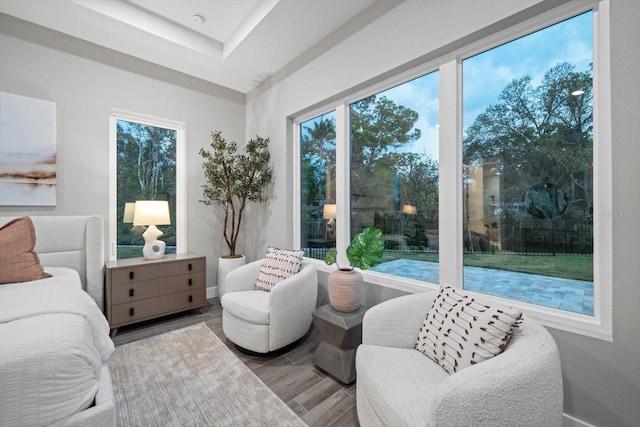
top-left (206, 286), bottom-right (218, 300)
top-left (563, 413), bottom-right (597, 427)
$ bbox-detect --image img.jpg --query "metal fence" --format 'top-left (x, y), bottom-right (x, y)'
top-left (302, 217), bottom-right (592, 257)
top-left (499, 218), bottom-right (593, 255)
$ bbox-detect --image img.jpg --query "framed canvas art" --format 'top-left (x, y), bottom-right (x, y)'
top-left (0, 91), bottom-right (57, 206)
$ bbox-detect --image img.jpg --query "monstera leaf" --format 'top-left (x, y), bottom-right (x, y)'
top-left (324, 249), bottom-right (339, 267)
top-left (324, 227), bottom-right (384, 271)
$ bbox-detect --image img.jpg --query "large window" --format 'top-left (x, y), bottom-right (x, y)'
top-left (461, 12), bottom-right (594, 315)
top-left (350, 73), bottom-right (440, 282)
top-left (300, 111), bottom-right (337, 259)
top-left (116, 120), bottom-right (177, 259)
top-left (295, 2), bottom-right (610, 338)
top-left (109, 111), bottom-right (186, 261)
top-left (299, 73), bottom-right (439, 281)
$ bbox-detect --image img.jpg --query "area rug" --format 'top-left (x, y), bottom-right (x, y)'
top-left (108, 322), bottom-right (306, 426)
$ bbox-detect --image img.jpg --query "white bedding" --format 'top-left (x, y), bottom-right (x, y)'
top-left (0, 268), bottom-right (115, 427)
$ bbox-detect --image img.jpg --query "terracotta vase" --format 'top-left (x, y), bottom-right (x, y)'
top-left (328, 269), bottom-right (364, 312)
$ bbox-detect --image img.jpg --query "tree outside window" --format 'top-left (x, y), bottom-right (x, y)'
top-left (116, 120), bottom-right (177, 259)
top-left (462, 12), bottom-right (593, 314)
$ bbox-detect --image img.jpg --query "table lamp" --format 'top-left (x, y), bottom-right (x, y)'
top-left (133, 200), bottom-right (171, 259)
top-left (323, 203), bottom-right (336, 241)
top-left (123, 202), bottom-right (136, 224)
top-left (402, 204), bottom-right (417, 215)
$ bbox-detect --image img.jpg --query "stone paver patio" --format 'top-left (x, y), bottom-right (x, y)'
top-left (371, 259), bottom-right (594, 316)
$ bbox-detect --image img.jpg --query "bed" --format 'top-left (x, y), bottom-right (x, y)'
top-left (0, 215), bottom-right (116, 427)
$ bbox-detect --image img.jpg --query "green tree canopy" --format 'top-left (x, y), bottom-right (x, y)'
top-left (117, 121), bottom-right (176, 247)
top-left (301, 114), bottom-right (336, 217)
top-left (463, 62), bottom-right (593, 219)
top-left (349, 95), bottom-right (422, 222)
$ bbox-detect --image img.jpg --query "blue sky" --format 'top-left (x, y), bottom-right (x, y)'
top-left (378, 11), bottom-right (593, 161)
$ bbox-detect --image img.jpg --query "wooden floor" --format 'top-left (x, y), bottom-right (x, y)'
top-left (112, 298), bottom-right (360, 427)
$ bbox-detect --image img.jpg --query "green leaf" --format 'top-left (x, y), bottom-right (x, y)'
top-left (324, 249), bottom-right (338, 267)
top-left (346, 227), bottom-right (384, 270)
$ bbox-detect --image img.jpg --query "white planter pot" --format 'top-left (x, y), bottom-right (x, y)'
top-left (217, 255), bottom-right (246, 298)
top-left (328, 269), bottom-right (364, 312)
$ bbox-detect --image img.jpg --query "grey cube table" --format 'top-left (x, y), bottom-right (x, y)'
top-left (312, 303), bottom-right (367, 384)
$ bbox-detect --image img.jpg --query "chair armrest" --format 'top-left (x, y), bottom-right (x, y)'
top-left (362, 291), bottom-right (437, 349)
top-left (224, 259), bottom-right (263, 293)
top-left (431, 319), bottom-right (563, 425)
top-left (269, 263), bottom-right (318, 325)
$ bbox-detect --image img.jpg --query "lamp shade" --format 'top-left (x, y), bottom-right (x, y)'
top-left (133, 200), bottom-right (171, 226)
top-left (402, 204), bottom-right (417, 215)
top-left (323, 204), bottom-right (337, 219)
top-left (123, 202), bottom-right (136, 223)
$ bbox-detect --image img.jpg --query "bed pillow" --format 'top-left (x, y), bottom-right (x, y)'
top-left (0, 217), bottom-right (51, 284)
top-left (256, 246), bottom-right (304, 292)
top-left (415, 285), bottom-right (522, 374)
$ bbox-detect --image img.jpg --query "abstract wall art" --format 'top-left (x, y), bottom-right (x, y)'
top-left (0, 91), bottom-right (57, 206)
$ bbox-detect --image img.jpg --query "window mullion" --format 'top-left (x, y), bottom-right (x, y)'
top-left (335, 103), bottom-right (350, 267)
top-left (438, 59), bottom-right (463, 287)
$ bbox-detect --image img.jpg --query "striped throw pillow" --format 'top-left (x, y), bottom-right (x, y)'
top-left (415, 286), bottom-right (522, 374)
top-left (255, 247), bottom-right (304, 292)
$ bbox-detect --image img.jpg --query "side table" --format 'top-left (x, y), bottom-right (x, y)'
top-left (312, 303), bottom-right (367, 384)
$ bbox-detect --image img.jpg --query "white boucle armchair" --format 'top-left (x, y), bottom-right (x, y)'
top-left (356, 291), bottom-right (563, 427)
top-left (220, 260), bottom-right (318, 353)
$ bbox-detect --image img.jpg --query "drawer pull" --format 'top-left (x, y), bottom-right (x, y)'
top-left (129, 288), bottom-right (135, 297)
top-left (188, 263), bottom-right (192, 271)
top-left (129, 271), bottom-right (134, 280)
top-left (188, 278), bottom-right (193, 286)
top-left (189, 295), bottom-right (193, 303)
top-left (129, 307), bottom-right (134, 316)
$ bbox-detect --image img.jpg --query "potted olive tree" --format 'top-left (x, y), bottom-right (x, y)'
top-left (199, 130), bottom-right (273, 295)
top-left (324, 227), bottom-right (384, 312)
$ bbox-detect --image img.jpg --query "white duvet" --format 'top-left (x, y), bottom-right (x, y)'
top-left (0, 268), bottom-right (115, 427)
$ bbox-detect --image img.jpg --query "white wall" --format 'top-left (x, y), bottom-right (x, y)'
top-left (245, 0), bottom-right (640, 426)
top-left (0, 14), bottom-right (246, 290)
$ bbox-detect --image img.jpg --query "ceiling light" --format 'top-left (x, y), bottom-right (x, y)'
top-left (571, 90), bottom-right (585, 96)
top-left (192, 14), bottom-right (205, 24)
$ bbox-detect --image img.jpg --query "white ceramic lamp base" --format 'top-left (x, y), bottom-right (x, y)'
top-left (141, 224), bottom-right (166, 260)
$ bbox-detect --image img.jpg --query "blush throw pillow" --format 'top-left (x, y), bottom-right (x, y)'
top-left (255, 246), bottom-right (304, 292)
top-left (0, 217), bottom-right (52, 284)
top-left (415, 285), bottom-right (522, 374)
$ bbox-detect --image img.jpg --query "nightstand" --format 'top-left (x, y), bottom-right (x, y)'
top-left (105, 253), bottom-right (206, 336)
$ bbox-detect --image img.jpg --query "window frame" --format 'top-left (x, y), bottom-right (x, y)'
top-left (108, 109), bottom-right (187, 261)
top-left (294, 0), bottom-right (611, 340)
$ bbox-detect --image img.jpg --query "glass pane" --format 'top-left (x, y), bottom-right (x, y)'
top-left (300, 111), bottom-right (336, 260)
top-left (350, 72), bottom-right (439, 282)
top-left (462, 12), bottom-right (593, 315)
top-left (117, 120), bottom-right (177, 259)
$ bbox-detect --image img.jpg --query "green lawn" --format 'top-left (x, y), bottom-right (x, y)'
top-left (381, 251), bottom-right (593, 282)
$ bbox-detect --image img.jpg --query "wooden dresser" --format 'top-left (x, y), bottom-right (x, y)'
top-left (105, 253), bottom-right (206, 336)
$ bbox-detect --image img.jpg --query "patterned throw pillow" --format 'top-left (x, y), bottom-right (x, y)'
top-left (255, 247), bottom-right (304, 292)
top-left (415, 286), bottom-right (522, 374)
top-left (0, 217), bottom-right (52, 284)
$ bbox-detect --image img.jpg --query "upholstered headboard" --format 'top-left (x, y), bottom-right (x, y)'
top-left (0, 215), bottom-right (105, 311)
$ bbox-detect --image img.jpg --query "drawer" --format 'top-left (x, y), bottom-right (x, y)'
top-left (109, 258), bottom-right (205, 285)
top-left (110, 272), bottom-right (205, 304)
top-left (110, 289), bottom-right (206, 327)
